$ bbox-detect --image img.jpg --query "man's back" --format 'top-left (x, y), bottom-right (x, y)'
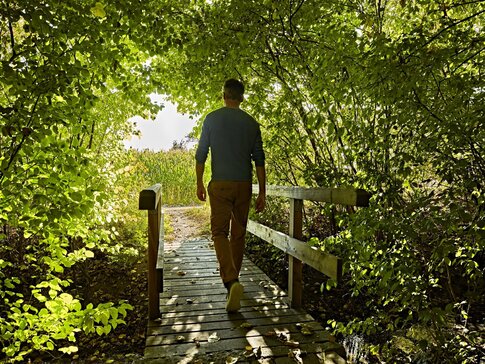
top-left (195, 106), bottom-right (264, 182)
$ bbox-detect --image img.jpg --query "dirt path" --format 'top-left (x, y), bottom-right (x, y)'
top-left (165, 206), bottom-right (206, 243)
top-left (163, 206), bottom-right (209, 244)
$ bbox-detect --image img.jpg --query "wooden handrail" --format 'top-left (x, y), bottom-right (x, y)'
top-left (139, 183), bottom-right (164, 320)
top-left (246, 221), bottom-right (342, 281)
top-left (259, 184), bottom-right (371, 206)
top-left (248, 184), bottom-right (370, 308)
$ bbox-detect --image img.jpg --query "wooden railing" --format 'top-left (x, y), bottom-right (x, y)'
top-left (247, 185), bottom-right (371, 308)
top-left (138, 182), bottom-right (370, 318)
top-left (139, 183), bottom-right (164, 320)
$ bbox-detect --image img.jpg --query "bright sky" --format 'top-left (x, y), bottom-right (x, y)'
top-left (123, 96), bottom-right (198, 151)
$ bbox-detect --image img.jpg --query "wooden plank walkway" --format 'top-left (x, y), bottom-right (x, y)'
top-left (144, 238), bottom-right (345, 363)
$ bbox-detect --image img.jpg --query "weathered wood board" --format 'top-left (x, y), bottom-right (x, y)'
top-left (144, 238), bottom-right (344, 363)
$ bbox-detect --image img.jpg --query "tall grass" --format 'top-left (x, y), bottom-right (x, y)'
top-left (126, 148), bottom-right (210, 206)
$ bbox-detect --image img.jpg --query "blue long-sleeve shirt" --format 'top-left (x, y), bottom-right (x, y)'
top-left (195, 107), bottom-right (265, 182)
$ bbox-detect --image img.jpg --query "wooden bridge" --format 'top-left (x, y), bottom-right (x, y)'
top-left (139, 184), bottom-right (370, 363)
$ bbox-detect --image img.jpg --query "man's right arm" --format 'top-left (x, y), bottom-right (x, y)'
top-left (195, 120), bottom-right (210, 201)
top-left (196, 162), bottom-right (206, 201)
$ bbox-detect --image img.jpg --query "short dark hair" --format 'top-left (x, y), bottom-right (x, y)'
top-left (224, 79), bottom-right (244, 101)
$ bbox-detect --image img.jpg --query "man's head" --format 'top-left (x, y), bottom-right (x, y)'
top-left (223, 79), bottom-right (245, 103)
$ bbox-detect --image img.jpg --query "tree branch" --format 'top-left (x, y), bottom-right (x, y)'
top-left (290, 0), bottom-right (305, 22)
top-left (449, 0), bottom-right (485, 10)
top-left (0, 94), bottom-right (41, 183)
top-left (452, 45), bottom-right (485, 74)
top-left (405, 9), bottom-right (485, 61)
top-left (7, 5), bottom-right (17, 62)
top-left (412, 88), bottom-right (445, 123)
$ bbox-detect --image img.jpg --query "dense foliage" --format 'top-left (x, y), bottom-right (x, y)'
top-left (150, 0), bottom-right (485, 361)
top-left (1, 0), bottom-right (484, 362)
top-left (0, 0), bottom-right (168, 360)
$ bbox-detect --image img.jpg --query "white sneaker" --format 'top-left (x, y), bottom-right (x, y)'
top-left (226, 282), bottom-right (244, 312)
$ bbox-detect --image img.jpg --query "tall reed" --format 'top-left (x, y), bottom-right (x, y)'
top-left (125, 148), bottom-right (209, 206)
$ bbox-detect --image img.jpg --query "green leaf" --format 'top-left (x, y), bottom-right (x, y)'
top-left (70, 192), bottom-right (82, 202)
top-left (90, 2), bottom-right (106, 18)
top-left (109, 307), bottom-right (119, 320)
top-left (59, 346), bottom-right (78, 354)
top-left (84, 316), bottom-right (94, 334)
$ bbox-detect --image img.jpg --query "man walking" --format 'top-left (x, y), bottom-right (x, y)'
top-left (195, 78), bottom-right (266, 312)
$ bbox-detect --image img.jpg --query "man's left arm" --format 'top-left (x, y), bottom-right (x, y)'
top-left (252, 124), bottom-right (266, 212)
top-left (255, 165), bottom-right (266, 212)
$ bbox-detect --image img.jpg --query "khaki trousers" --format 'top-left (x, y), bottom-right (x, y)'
top-left (208, 180), bottom-right (252, 284)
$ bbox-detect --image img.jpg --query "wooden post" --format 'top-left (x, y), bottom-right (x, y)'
top-left (156, 210), bottom-right (164, 293)
top-left (139, 183), bottom-right (163, 320)
top-left (147, 199), bottom-right (161, 320)
top-left (288, 198), bottom-right (303, 308)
